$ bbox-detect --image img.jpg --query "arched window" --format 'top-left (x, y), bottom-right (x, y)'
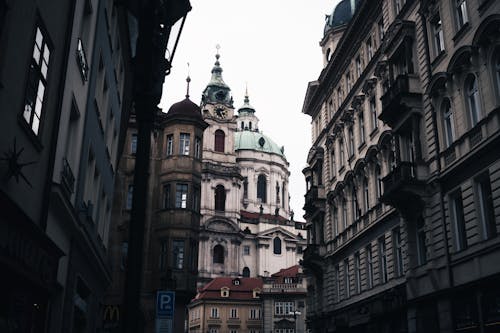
top-left (465, 75), bottom-right (481, 126)
top-left (213, 244), bottom-right (224, 264)
top-left (494, 49), bottom-right (500, 97)
top-left (332, 205), bottom-right (339, 236)
top-left (352, 187), bottom-right (359, 220)
top-left (214, 130), bottom-right (225, 152)
top-left (241, 122), bottom-right (244, 130)
top-left (363, 177), bottom-right (369, 213)
top-left (442, 98), bottom-right (455, 147)
top-left (273, 237), bottom-right (282, 255)
top-left (242, 267), bottom-right (250, 277)
top-left (215, 185), bottom-right (226, 211)
top-left (375, 164), bottom-right (383, 200)
top-left (342, 197), bottom-right (348, 229)
top-left (257, 174), bottom-right (267, 203)
top-left (249, 121), bottom-right (252, 130)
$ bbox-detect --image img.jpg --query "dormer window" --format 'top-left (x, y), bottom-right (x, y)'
top-left (221, 287), bottom-right (230, 297)
top-left (232, 278), bottom-right (241, 286)
top-left (253, 288), bottom-right (261, 298)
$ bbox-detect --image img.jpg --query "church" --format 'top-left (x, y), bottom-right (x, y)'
top-left (197, 52), bottom-right (307, 285)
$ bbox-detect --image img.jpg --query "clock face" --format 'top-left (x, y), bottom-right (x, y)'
top-left (215, 106), bottom-right (227, 119)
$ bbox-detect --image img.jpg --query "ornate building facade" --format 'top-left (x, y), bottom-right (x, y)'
top-left (197, 53), bottom-right (307, 285)
top-left (302, 0), bottom-right (500, 332)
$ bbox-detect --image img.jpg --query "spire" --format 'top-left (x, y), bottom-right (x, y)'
top-left (238, 84), bottom-right (255, 114)
top-left (201, 45), bottom-right (232, 106)
top-left (185, 62), bottom-right (191, 98)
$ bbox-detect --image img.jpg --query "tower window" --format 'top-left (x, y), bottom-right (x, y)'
top-left (257, 174), bottom-right (267, 203)
top-left (242, 267), bottom-right (250, 277)
top-left (215, 184), bottom-right (226, 211)
top-left (273, 237), bottom-right (282, 255)
top-left (213, 244), bottom-right (224, 264)
top-left (214, 129), bottom-right (225, 152)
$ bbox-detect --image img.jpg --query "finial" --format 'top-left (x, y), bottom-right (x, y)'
top-left (185, 62), bottom-right (191, 98)
top-left (215, 44), bottom-right (221, 60)
top-left (244, 83), bottom-right (250, 103)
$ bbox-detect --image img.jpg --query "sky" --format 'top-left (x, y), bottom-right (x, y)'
top-left (160, 0), bottom-right (341, 219)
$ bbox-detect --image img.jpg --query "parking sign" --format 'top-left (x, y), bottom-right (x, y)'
top-left (156, 291), bottom-right (175, 318)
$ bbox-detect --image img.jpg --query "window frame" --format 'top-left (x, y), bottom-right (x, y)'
top-left (179, 133), bottom-right (190, 155)
top-left (257, 174), bottom-right (267, 203)
top-left (465, 74), bottom-right (481, 127)
top-left (214, 184), bottom-right (226, 211)
top-left (366, 245), bottom-right (373, 288)
top-left (393, 227), bottom-right (404, 277)
top-left (450, 190), bottom-right (467, 251)
top-left (273, 236), bottom-right (282, 255)
top-left (474, 173), bottom-right (496, 240)
top-left (166, 134), bottom-right (173, 156)
top-left (442, 98), bottom-right (455, 147)
top-left (214, 129), bottom-right (225, 152)
top-left (175, 183), bottom-right (188, 209)
top-left (378, 237), bottom-right (388, 284)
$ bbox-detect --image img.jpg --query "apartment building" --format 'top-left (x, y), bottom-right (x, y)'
top-left (302, 0), bottom-right (500, 332)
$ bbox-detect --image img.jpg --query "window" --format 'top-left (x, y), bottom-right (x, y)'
top-left (173, 240), bottom-right (184, 269)
top-left (249, 308), bottom-right (261, 319)
top-left (159, 240), bottom-right (168, 270)
top-left (339, 138), bottom-right (345, 168)
top-left (243, 245), bottom-right (250, 255)
top-left (175, 183), bottom-right (188, 208)
top-left (229, 330), bottom-right (238, 333)
top-left (475, 174), bottom-right (496, 239)
top-left (163, 184), bottom-right (170, 209)
top-left (194, 137), bottom-right (201, 158)
top-left (214, 129), bottom-right (225, 152)
top-left (348, 127), bottom-right (355, 157)
top-left (393, 228), bottom-right (404, 277)
top-left (370, 97), bottom-right (377, 131)
top-left (166, 134), bottom-right (173, 156)
top-left (274, 301), bottom-right (294, 315)
top-left (192, 187), bottom-right (200, 212)
top-left (352, 187), bottom-right (360, 220)
top-left (450, 191), bottom-right (467, 251)
top-left (276, 182), bottom-right (280, 204)
top-left (465, 75), bottom-right (481, 126)
top-left (366, 37), bottom-right (373, 61)
top-left (23, 26), bottom-right (50, 135)
top-left (395, 0), bottom-right (402, 15)
top-left (335, 265), bottom-right (341, 301)
top-left (354, 252), bottom-right (361, 294)
top-left (215, 185), bottom-right (226, 211)
top-left (273, 237), bottom-right (282, 255)
top-left (330, 149), bottom-right (336, 179)
top-left (210, 307), bottom-right (219, 318)
top-left (179, 133), bottom-right (190, 155)
top-left (333, 206), bottom-right (339, 237)
top-left (366, 245), bottom-right (373, 288)
top-left (130, 133), bottom-right (137, 154)
top-left (359, 112), bottom-right (365, 144)
top-left (337, 87), bottom-right (342, 107)
top-left (363, 177), bottom-right (369, 213)
top-left (442, 98), bottom-right (455, 147)
top-left (282, 182), bottom-right (286, 208)
top-left (416, 217), bottom-right (427, 265)
top-left (375, 164), bottom-right (383, 200)
top-left (344, 258), bottom-right (350, 298)
top-left (190, 240), bottom-right (198, 270)
top-left (378, 237), bottom-right (388, 283)
top-left (213, 244), bottom-right (224, 264)
top-left (356, 56), bottom-right (362, 77)
top-left (342, 198), bottom-right (348, 230)
top-left (346, 72), bottom-right (351, 91)
top-left (494, 50), bottom-right (500, 97)
top-left (242, 267), bottom-right (250, 277)
top-left (378, 19), bottom-right (385, 42)
top-left (230, 308), bottom-right (238, 318)
top-left (456, 0), bottom-right (468, 28)
top-left (209, 328), bottom-right (219, 333)
top-left (257, 174), bottom-right (267, 203)
top-left (432, 14), bottom-right (445, 55)
top-left (126, 184), bottom-right (133, 210)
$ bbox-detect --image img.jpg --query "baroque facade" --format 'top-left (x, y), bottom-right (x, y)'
top-left (197, 53), bottom-right (307, 285)
top-left (302, 0), bottom-right (500, 332)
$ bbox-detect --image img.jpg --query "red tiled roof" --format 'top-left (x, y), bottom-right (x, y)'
top-left (240, 210), bottom-right (288, 222)
top-left (271, 265), bottom-right (300, 278)
top-left (194, 277), bottom-right (263, 301)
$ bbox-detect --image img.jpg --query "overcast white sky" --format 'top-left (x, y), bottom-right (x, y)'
top-left (160, 0), bottom-right (341, 219)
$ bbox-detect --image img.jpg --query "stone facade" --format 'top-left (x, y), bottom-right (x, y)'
top-left (197, 53), bottom-right (307, 285)
top-left (302, 0), bottom-right (500, 332)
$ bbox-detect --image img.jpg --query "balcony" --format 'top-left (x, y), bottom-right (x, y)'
top-left (381, 161), bottom-right (425, 216)
top-left (380, 74), bottom-right (422, 128)
top-left (301, 244), bottom-right (323, 276)
top-left (303, 185), bottom-right (325, 217)
top-left (262, 283), bottom-right (307, 294)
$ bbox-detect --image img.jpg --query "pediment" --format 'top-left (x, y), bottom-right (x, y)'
top-left (257, 226), bottom-right (297, 240)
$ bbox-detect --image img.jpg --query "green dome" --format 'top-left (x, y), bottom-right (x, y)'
top-left (235, 131), bottom-right (285, 157)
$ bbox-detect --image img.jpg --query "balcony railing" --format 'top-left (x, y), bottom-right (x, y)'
top-left (303, 185), bottom-right (325, 215)
top-left (380, 74), bottom-right (422, 128)
top-left (61, 157), bottom-right (75, 196)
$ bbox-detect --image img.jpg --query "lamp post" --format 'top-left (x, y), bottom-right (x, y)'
top-left (121, 1), bottom-right (190, 333)
top-left (289, 310), bottom-right (301, 333)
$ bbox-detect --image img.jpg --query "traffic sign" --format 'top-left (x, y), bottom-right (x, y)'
top-left (156, 291), bottom-right (175, 318)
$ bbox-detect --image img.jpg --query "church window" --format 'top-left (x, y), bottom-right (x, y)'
top-left (276, 182), bottom-right (280, 204)
top-left (215, 185), bottom-right (226, 211)
top-left (241, 122), bottom-right (244, 130)
top-left (273, 237), bottom-right (282, 255)
top-left (249, 121), bottom-right (252, 130)
top-left (282, 182), bottom-right (285, 208)
top-left (213, 244), bottom-right (224, 264)
top-left (243, 245), bottom-right (250, 255)
top-left (243, 177), bottom-right (248, 199)
top-left (242, 267), bottom-right (250, 277)
top-left (214, 129), bottom-right (225, 152)
top-left (257, 174), bottom-right (267, 203)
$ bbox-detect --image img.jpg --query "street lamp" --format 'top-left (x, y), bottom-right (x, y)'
top-left (289, 310), bottom-right (301, 333)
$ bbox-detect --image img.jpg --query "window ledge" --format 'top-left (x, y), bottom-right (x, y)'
top-left (452, 22), bottom-right (471, 45)
top-left (430, 50), bottom-right (446, 69)
top-left (369, 127), bottom-right (379, 139)
top-left (17, 114), bottom-right (43, 152)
